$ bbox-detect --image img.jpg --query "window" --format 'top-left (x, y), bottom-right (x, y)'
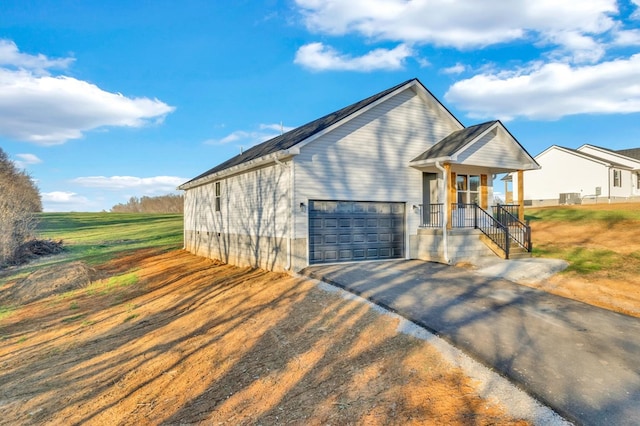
top-left (456, 174), bottom-right (480, 204)
top-left (637, 173), bottom-right (640, 190)
top-left (613, 169), bottom-right (622, 188)
top-left (215, 181), bottom-right (221, 212)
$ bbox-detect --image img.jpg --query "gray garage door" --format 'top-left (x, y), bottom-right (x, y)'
top-left (309, 200), bottom-right (405, 264)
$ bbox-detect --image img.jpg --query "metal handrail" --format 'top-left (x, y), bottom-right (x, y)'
top-left (493, 205), bottom-right (532, 252)
top-left (474, 204), bottom-right (511, 258)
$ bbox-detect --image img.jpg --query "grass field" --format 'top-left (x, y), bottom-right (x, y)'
top-left (36, 212), bottom-right (183, 265)
top-left (526, 203), bottom-right (640, 276)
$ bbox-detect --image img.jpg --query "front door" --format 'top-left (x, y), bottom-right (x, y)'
top-left (422, 172), bottom-right (438, 225)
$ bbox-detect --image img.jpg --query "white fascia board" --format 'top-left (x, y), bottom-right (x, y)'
top-left (553, 146), bottom-right (623, 168)
top-left (578, 144), bottom-right (640, 168)
top-left (409, 156), bottom-right (454, 168)
top-left (455, 121), bottom-right (540, 171)
top-left (177, 148), bottom-right (299, 191)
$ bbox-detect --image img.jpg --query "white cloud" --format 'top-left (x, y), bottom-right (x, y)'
top-left (296, 0), bottom-right (620, 63)
top-left (42, 191), bottom-right (83, 203)
top-left (13, 153), bottom-right (42, 169)
top-left (0, 39), bottom-right (74, 73)
top-left (613, 29), bottom-right (640, 45)
top-left (442, 63), bottom-right (466, 75)
top-left (632, 0), bottom-right (640, 19)
top-left (542, 31), bottom-right (605, 63)
top-left (295, 0), bottom-right (617, 51)
top-left (0, 40), bottom-right (175, 145)
top-left (294, 42), bottom-right (413, 71)
top-left (206, 123), bottom-right (295, 147)
top-left (71, 176), bottom-right (186, 193)
top-left (41, 191), bottom-right (97, 212)
top-left (444, 54), bottom-right (640, 120)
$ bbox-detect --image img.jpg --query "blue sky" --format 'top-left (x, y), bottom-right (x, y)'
top-left (1, 0), bottom-right (639, 212)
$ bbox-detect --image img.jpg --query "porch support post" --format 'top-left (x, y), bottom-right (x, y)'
top-left (517, 169), bottom-right (524, 221)
top-left (480, 174), bottom-right (488, 209)
top-left (445, 163), bottom-right (454, 229)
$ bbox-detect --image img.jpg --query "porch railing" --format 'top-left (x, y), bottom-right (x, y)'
top-left (419, 203), bottom-right (531, 258)
top-left (492, 204), bottom-right (519, 220)
top-left (493, 204), bottom-right (532, 253)
top-left (421, 203), bottom-right (444, 227)
top-left (474, 206), bottom-right (510, 257)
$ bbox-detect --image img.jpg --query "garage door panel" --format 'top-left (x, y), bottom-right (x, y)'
top-left (309, 200), bottom-right (405, 264)
top-left (324, 234), bottom-right (337, 244)
top-left (324, 218), bottom-right (338, 228)
top-left (353, 249), bottom-right (366, 259)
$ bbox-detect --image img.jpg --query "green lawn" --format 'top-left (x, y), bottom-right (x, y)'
top-left (525, 205), bottom-right (640, 276)
top-left (36, 212), bottom-right (183, 265)
top-left (526, 205), bottom-right (640, 224)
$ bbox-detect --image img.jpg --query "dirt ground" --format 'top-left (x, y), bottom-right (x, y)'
top-left (527, 203), bottom-right (640, 318)
top-left (0, 249), bottom-right (530, 425)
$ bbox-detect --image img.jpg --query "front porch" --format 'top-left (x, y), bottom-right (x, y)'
top-left (415, 202), bottom-right (532, 261)
top-left (406, 119), bottom-right (540, 263)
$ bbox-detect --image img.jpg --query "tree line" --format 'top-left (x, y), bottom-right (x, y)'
top-left (0, 148), bottom-right (42, 266)
top-left (110, 194), bottom-right (183, 213)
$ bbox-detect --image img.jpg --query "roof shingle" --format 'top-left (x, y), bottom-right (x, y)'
top-left (410, 121), bottom-right (497, 163)
top-left (182, 78), bottom-right (421, 186)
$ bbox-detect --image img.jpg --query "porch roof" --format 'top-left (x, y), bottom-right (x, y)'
top-left (409, 120), bottom-right (539, 173)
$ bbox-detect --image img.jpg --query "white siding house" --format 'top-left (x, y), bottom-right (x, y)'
top-left (512, 144), bottom-right (640, 206)
top-left (180, 79), bottom-right (539, 272)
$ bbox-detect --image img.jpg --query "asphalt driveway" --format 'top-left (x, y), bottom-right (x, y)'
top-left (301, 260), bottom-right (640, 426)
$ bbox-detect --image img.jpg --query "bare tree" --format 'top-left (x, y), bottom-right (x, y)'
top-left (110, 194), bottom-right (183, 213)
top-left (0, 148), bottom-right (42, 265)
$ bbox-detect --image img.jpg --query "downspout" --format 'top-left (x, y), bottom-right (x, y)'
top-left (608, 166), bottom-right (612, 203)
top-left (274, 157), bottom-right (292, 270)
top-left (434, 161), bottom-right (450, 264)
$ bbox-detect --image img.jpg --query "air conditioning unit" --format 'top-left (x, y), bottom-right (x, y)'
top-left (559, 193), bottom-right (582, 205)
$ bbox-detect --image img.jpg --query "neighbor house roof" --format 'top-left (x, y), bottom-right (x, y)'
top-left (180, 78), bottom-right (457, 189)
top-left (537, 145), bottom-right (632, 169)
top-left (410, 120), bottom-right (498, 162)
top-left (617, 148), bottom-right (640, 161)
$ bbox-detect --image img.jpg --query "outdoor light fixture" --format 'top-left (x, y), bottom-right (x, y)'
top-left (412, 204), bottom-right (419, 212)
top-left (299, 202), bottom-right (306, 212)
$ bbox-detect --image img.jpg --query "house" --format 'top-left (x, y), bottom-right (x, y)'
top-left (506, 144), bottom-right (640, 206)
top-left (179, 78), bottom-right (540, 272)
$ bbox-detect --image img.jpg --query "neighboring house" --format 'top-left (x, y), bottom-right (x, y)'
top-left (507, 144), bottom-right (640, 206)
top-left (179, 78), bottom-right (539, 272)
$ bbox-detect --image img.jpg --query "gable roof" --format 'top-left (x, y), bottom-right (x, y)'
top-left (180, 78), bottom-right (460, 189)
top-left (538, 145), bottom-right (632, 169)
top-left (410, 121), bottom-right (498, 162)
top-left (409, 120), bottom-right (539, 172)
top-left (616, 147), bottom-right (640, 161)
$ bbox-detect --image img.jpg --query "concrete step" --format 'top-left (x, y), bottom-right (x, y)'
top-left (479, 235), bottom-right (531, 260)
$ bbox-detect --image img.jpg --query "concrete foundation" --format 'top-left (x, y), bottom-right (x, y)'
top-left (412, 227), bottom-right (496, 264)
top-left (185, 230), bottom-right (307, 273)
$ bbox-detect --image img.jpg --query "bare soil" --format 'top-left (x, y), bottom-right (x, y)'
top-left (0, 249), bottom-right (529, 425)
top-left (528, 203), bottom-right (640, 317)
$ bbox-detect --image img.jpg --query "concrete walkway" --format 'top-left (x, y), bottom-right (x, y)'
top-left (301, 260), bottom-right (640, 426)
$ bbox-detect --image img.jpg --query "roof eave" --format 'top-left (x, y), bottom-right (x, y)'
top-left (409, 156), bottom-right (455, 168)
top-left (178, 148), bottom-right (300, 191)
